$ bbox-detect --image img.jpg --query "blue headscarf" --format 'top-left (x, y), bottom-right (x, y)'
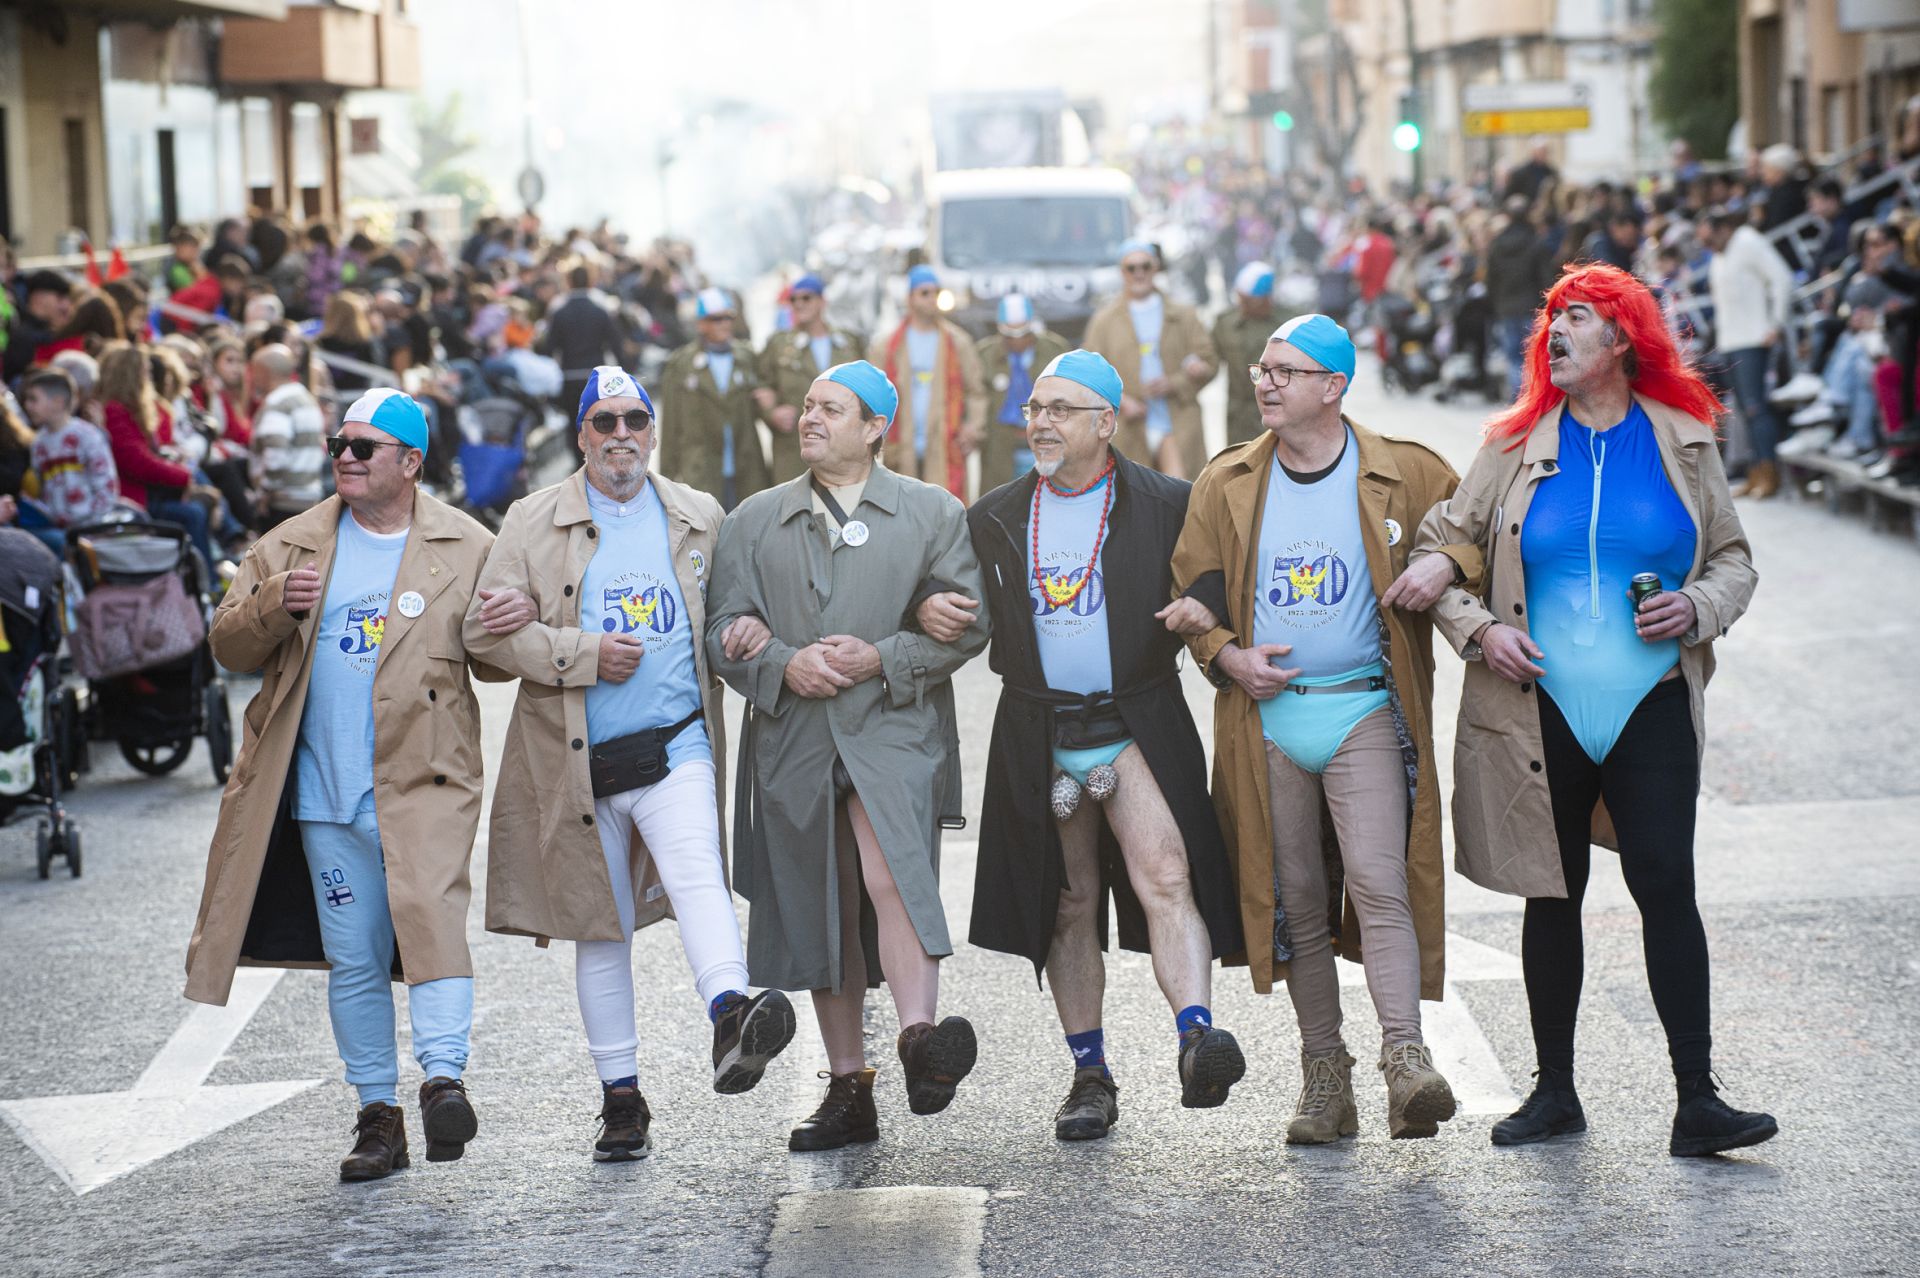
top-left (1269, 314), bottom-right (1356, 386)
top-left (343, 388), bottom-right (431, 454)
top-left (1038, 350), bottom-right (1123, 410)
top-left (821, 360), bottom-right (898, 423)
top-left (575, 365), bottom-right (655, 428)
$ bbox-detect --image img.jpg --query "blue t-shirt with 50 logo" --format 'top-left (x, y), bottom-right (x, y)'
top-left (1029, 475), bottom-right (1113, 696)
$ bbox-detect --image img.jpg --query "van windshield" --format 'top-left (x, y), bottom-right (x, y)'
top-left (940, 197), bottom-right (1130, 269)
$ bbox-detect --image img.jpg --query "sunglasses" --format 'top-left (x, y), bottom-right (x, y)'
top-left (1123, 261), bottom-right (1157, 275)
top-left (326, 435), bottom-right (408, 461)
top-left (586, 410), bottom-right (653, 434)
top-left (790, 291), bottom-right (821, 303)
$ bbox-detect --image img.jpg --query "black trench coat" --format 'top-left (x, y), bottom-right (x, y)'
top-left (965, 452), bottom-right (1243, 976)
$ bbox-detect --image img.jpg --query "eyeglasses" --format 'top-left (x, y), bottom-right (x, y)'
top-left (1021, 401), bottom-right (1106, 425)
top-left (326, 435), bottom-right (408, 461)
top-left (586, 410), bottom-right (653, 434)
top-left (1122, 262), bottom-right (1157, 275)
top-left (1247, 363), bottom-right (1336, 388)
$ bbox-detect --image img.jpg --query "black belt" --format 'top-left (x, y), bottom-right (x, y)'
top-left (1281, 674), bottom-right (1387, 696)
top-left (587, 708), bottom-right (705, 798)
top-left (1004, 667), bottom-right (1181, 710)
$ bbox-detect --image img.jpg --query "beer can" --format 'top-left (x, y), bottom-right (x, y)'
top-left (1630, 572), bottom-right (1663, 611)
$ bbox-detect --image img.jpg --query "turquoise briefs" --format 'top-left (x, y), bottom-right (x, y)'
top-left (1258, 661), bottom-right (1389, 775)
top-left (1053, 740), bottom-right (1132, 785)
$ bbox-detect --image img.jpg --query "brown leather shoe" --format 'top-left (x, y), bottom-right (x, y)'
top-left (594, 1085), bottom-right (653, 1162)
top-left (897, 1017), bottom-right (977, 1115)
top-left (339, 1102), bottom-right (409, 1182)
top-left (789, 1068), bottom-right (878, 1152)
top-left (419, 1076), bottom-right (477, 1162)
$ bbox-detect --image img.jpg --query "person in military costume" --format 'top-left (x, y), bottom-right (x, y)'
top-left (658, 287), bottom-right (772, 510)
top-left (753, 273), bottom-right (864, 485)
top-left (973, 293), bottom-right (1070, 492)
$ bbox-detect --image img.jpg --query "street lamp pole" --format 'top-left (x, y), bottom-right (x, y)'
top-left (1401, 0), bottom-right (1422, 192)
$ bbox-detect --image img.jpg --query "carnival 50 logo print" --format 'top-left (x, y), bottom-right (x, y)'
top-left (600, 574), bottom-right (678, 643)
top-left (333, 594), bottom-right (389, 675)
top-left (1267, 540), bottom-right (1352, 627)
top-left (1030, 561), bottom-right (1106, 623)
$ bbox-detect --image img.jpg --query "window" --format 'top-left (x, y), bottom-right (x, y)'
top-left (63, 117), bottom-right (87, 231)
top-left (940, 197), bottom-right (1131, 269)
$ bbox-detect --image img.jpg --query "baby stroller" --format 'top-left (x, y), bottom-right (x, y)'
top-left (456, 394), bottom-right (537, 528)
top-left (65, 517), bottom-right (234, 786)
top-left (0, 528), bottom-right (86, 878)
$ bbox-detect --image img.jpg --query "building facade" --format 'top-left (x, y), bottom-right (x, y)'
top-left (1739, 0), bottom-right (1920, 162)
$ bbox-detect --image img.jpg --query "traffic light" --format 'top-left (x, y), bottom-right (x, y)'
top-left (1393, 91), bottom-right (1422, 152)
top-left (1271, 109), bottom-right (1295, 132)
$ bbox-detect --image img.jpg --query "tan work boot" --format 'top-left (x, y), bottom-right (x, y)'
top-left (1286, 1048), bottom-right (1358, 1145)
top-left (1734, 460), bottom-right (1779, 499)
top-left (1379, 1042), bottom-right (1458, 1140)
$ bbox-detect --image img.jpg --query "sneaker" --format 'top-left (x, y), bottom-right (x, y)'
top-left (711, 990), bottom-right (797, 1095)
top-left (339, 1101), bottom-right (409, 1182)
top-left (1777, 425), bottom-right (1836, 457)
top-left (1769, 371), bottom-right (1825, 406)
top-left (1178, 1024), bottom-right (1246, 1109)
top-left (789, 1068), bottom-right (879, 1152)
top-left (1670, 1075), bottom-right (1777, 1157)
top-left (1826, 437), bottom-right (1869, 460)
top-left (1379, 1042), bottom-right (1458, 1139)
top-left (593, 1085), bottom-right (653, 1162)
top-left (1286, 1048), bottom-right (1358, 1145)
top-left (898, 1017), bottom-right (978, 1115)
top-left (418, 1076), bottom-right (478, 1162)
top-left (1054, 1067), bottom-right (1120, 1141)
top-left (1788, 400), bottom-right (1841, 429)
top-left (1490, 1068), bottom-right (1586, 1146)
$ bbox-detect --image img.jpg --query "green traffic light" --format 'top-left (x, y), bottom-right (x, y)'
top-left (1271, 110), bottom-right (1294, 131)
top-left (1392, 121), bottom-right (1422, 152)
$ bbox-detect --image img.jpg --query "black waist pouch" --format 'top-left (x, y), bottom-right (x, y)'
top-left (1052, 699), bottom-right (1129, 752)
top-left (588, 709), bottom-right (703, 799)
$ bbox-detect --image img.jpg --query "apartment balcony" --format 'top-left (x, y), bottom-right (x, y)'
top-left (219, 3), bottom-right (416, 92)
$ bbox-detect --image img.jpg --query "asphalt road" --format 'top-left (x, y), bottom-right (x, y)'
top-left (2, 364), bottom-right (1916, 1278)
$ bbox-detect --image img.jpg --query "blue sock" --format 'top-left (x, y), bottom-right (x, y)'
top-left (1176, 1005), bottom-right (1212, 1039)
top-left (1066, 1028), bottom-right (1109, 1077)
top-left (602, 1075), bottom-right (638, 1093)
top-left (709, 990), bottom-right (745, 1024)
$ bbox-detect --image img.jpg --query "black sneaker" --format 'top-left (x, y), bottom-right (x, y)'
top-left (1054, 1067), bottom-right (1119, 1141)
top-left (1670, 1075), bottom-right (1778, 1157)
top-left (594, 1085), bottom-right (653, 1162)
top-left (789, 1068), bottom-right (879, 1152)
top-left (897, 1017), bottom-right (978, 1115)
top-left (1491, 1069), bottom-right (1586, 1146)
top-left (1178, 1025), bottom-right (1246, 1109)
top-left (712, 990), bottom-right (798, 1095)
top-left (418, 1076), bottom-right (478, 1162)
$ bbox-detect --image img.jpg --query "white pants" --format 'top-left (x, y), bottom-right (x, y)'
top-left (574, 759), bottom-right (749, 1082)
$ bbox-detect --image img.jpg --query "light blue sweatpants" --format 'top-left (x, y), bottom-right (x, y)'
top-left (299, 808), bottom-right (473, 1107)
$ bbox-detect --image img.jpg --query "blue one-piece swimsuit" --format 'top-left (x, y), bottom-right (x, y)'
top-left (1521, 404), bottom-right (1697, 764)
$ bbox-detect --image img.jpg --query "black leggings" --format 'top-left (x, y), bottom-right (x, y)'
top-left (1524, 677), bottom-right (1712, 1078)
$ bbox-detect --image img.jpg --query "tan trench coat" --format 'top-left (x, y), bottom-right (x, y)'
top-left (462, 469), bottom-right (728, 944)
top-left (1169, 421), bottom-right (1480, 998)
top-left (184, 490), bottom-right (498, 1005)
top-left (1084, 292), bottom-right (1220, 479)
top-left (868, 318), bottom-right (986, 497)
top-left (1411, 394), bottom-right (1757, 898)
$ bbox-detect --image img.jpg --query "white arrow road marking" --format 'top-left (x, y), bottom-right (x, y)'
top-left (0, 968), bottom-right (322, 1196)
top-left (1339, 931), bottom-right (1523, 1114)
top-left (768, 1186), bottom-right (988, 1278)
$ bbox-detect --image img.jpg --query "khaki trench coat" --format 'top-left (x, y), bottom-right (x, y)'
top-left (1084, 292), bottom-right (1219, 479)
top-left (973, 330), bottom-right (1071, 493)
top-left (1411, 395), bottom-right (1756, 898)
top-left (184, 490), bottom-right (499, 1005)
top-left (758, 326), bottom-right (865, 485)
top-left (705, 466), bottom-right (991, 992)
top-left (657, 337), bottom-right (772, 507)
top-left (868, 319), bottom-right (986, 498)
top-left (462, 469), bottom-right (728, 944)
top-left (1169, 422), bottom-right (1481, 997)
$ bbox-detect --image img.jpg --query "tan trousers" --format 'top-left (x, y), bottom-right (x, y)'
top-left (1264, 707), bottom-right (1420, 1055)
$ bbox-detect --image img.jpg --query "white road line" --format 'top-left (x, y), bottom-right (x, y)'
top-left (767, 1186), bottom-right (988, 1278)
top-left (0, 968), bottom-right (321, 1195)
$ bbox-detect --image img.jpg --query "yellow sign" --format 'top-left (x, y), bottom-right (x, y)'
top-left (1463, 107), bottom-right (1592, 137)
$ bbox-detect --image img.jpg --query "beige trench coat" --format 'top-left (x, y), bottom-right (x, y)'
top-left (1169, 422), bottom-right (1480, 997)
top-left (1084, 292), bottom-right (1220, 479)
top-left (184, 490), bottom-right (499, 1005)
top-left (462, 469), bottom-right (728, 944)
top-left (1411, 394), bottom-right (1757, 898)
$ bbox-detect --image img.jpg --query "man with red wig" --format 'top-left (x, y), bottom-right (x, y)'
top-left (1410, 263), bottom-right (1776, 1157)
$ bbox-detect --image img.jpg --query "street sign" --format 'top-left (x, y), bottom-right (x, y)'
top-left (1463, 107), bottom-right (1593, 137)
top-left (517, 166), bottom-right (545, 208)
top-left (1461, 80), bottom-right (1592, 136)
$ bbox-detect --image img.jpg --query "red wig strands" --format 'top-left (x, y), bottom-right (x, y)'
top-left (1485, 262), bottom-right (1725, 445)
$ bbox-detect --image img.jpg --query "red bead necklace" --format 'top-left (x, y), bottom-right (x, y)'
top-left (1030, 457), bottom-right (1116, 610)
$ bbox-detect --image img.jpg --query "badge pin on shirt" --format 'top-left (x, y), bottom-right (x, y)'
top-left (1384, 518), bottom-right (1404, 547)
top-left (397, 590), bottom-right (426, 618)
top-left (840, 519), bottom-right (870, 548)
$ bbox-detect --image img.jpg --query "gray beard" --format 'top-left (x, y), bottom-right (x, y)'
top-left (1032, 453), bottom-right (1064, 478)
